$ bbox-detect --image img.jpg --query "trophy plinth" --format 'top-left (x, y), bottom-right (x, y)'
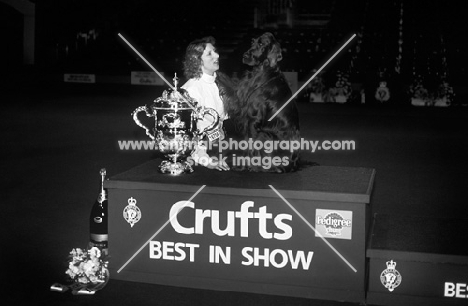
top-left (160, 160), bottom-right (193, 175)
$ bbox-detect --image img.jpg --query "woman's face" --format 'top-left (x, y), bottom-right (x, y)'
top-left (200, 43), bottom-right (219, 76)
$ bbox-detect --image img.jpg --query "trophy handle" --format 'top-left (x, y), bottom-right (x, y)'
top-left (196, 107), bottom-right (220, 138)
top-left (132, 105), bottom-right (156, 140)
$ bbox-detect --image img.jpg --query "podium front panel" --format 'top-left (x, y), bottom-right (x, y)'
top-left (105, 160), bottom-right (375, 303)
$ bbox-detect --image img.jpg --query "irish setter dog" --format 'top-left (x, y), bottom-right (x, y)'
top-left (225, 32), bottom-right (301, 173)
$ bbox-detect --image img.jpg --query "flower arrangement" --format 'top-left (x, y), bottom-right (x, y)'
top-left (436, 81), bottom-right (455, 104)
top-left (409, 75), bottom-right (455, 107)
top-left (308, 70), bottom-right (326, 94)
top-left (326, 71), bottom-right (352, 103)
top-left (306, 70), bottom-right (326, 102)
top-left (65, 247), bottom-right (109, 285)
top-left (408, 75), bottom-right (429, 100)
top-left (333, 71), bottom-right (351, 98)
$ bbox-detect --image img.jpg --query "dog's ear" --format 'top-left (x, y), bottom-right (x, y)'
top-left (266, 42), bottom-right (283, 67)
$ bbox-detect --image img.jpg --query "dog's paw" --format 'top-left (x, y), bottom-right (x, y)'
top-left (231, 165), bottom-right (248, 172)
top-left (297, 160), bottom-right (320, 169)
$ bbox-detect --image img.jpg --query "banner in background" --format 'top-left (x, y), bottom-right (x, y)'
top-left (64, 74), bottom-right (96, 83)
top-left (131, 71), bottom-right (165, 86)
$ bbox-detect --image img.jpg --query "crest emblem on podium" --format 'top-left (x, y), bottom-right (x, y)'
top-left (123, 197), bottom-right (141, 228)
top-left (380, 260), bottom-right (402, 292)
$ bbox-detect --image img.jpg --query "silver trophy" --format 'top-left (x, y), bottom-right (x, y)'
top-left (132, 74), bottom-right (220, 175)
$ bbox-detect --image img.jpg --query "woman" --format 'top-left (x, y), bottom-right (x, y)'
top-left (182, 36), bottom-right (230, 171)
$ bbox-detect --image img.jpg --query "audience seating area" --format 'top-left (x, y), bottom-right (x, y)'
top-left (43, 0), bottom-right (467, 106)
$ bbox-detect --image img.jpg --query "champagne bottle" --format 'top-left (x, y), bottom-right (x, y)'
top-left (89, 168), bottom-right (108, 256)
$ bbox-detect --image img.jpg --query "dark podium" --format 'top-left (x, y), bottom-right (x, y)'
top-left (104, 159), bottom-right (375, 303)
top-left (367, 214), bottom-right (468, 306)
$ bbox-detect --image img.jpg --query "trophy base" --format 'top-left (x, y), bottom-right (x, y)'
top-left (159, 160), bottom-right (194, 175)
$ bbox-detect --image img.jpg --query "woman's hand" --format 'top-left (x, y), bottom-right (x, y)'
top-left (206, 158), bottom-right (230, 171)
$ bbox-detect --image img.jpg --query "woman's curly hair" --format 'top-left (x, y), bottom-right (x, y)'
top-left (183, 36), bottom-right (216, 80)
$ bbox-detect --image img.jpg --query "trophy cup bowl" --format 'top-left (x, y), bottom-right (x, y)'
top-left (132, 75), bottom-right (219, 175)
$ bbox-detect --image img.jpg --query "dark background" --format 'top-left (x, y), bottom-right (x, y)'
top-left (3, 0), bottom-right (468, 103)
top-left (1, 1), bottom-right (468, 305)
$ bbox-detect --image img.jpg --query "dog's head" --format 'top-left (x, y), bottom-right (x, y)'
top-left (242, 32), bottom-right (283, 68)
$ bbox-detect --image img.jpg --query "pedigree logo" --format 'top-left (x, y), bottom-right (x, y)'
top-left (315, 209), bottom-right (353, 240)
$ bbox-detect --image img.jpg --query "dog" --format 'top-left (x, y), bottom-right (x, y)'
top-left (227, 32), bottom-right (301, 173)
